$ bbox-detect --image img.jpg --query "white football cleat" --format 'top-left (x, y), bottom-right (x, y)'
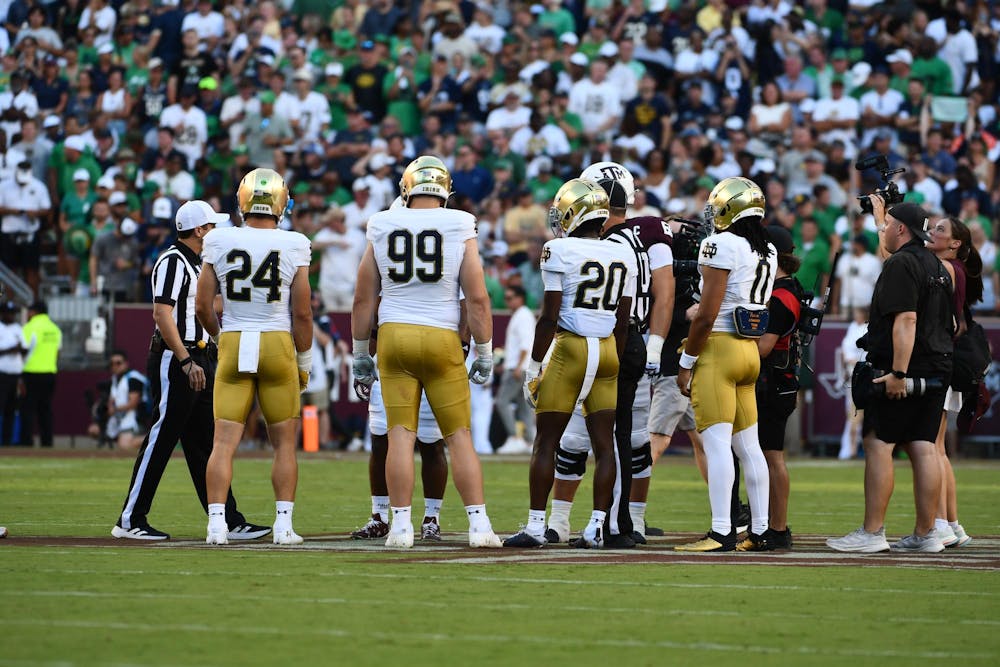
top-left (272, 525), bottom-right (304, 545)
top-left (385, 525), bottom-right (414, 548)
top-left (469, 527), bottom-right (503, 548)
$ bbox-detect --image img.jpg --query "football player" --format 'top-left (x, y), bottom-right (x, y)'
top-left (504, 178), bottom-right (637, 549)
top-left (675, 177), bottom-right (776, 552)
top-left (196, 168), bottom-right (313, 545)
top-left (546, 162), bottom-right (675, 545)
top-left (351, 155), bottom-right (502, 549)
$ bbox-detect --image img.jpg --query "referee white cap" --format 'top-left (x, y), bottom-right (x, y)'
top-left (175, 200), bottom-right (230, 231)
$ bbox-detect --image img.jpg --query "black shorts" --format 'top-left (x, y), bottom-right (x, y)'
top-left (863, 388), bottom-right (947, 444)
top-left (0, 232), bottom-right (40, 270)
top-left (757, 391), bottom-right (797, 451)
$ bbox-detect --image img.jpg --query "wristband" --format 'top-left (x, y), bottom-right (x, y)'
top-left (475, 339), bottom-right (492, 358)
top-left (528, 359), bottom-right (542, 375)
top-left (179, 356), bottom-right (193, 367)
top-left (679, 352), bottom-right (699, 370)
top-left (352, 338), bottom-right (369, 356)
top-left (296, 349), bottom-right (312, 372)
top-left (646, 334), bottom-right (665, 358)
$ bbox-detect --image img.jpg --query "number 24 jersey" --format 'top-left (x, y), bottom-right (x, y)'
top-left (367, 208), bottom-right (477, 331)
top-left (203, 226), bottom-right (311, 333)
top-left (540, 237), bottom-right (638, 338)
top-left (697, 231), bottom-right (776, 334)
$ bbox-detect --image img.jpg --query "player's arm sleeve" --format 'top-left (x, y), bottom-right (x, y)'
top-left (293, 234), bottom-right (312, 267)
top-left (539, 241), bottom-right (565, 274)
top-left (456, 213), bottom-right (477, 242)
top-left (541, 269), bottom-right (562, 292)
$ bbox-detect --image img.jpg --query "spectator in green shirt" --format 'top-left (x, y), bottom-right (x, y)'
top-left (50, 135), bottom-right (102, 198)
top-left (794, 218), bottom-right (832, 294)
top-left (911, 37), bottom-right (953, 96)
top-left (318, 63), bottom-right (355, 132)
top-left (383, 47), bottom-right (424, 137)
top-left (539, 0), bottom-right (577, 37)
top-left (527, 159), bottom-right (562, 203)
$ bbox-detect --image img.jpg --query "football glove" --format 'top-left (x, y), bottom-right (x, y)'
top-left (298, 370), bottom-right (310, 392)
top-left (468, 341), bottom-right (493, 385)
top-left (645, 334), bottom-right (664, 377)
top-left (296, 350), bottom-right (312, 393)
top-left (353, 353), bottom-right (377, 388)
top-left (523, 360), bottom-right (541, 407)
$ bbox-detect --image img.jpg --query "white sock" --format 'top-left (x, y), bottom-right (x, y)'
top-left (949, 520), bottom-right (960, 530)
top-left (208, 503), bottom-right (226, 530)
top-left (701, 422), bottom-right (736, 535)
top-left (629, 502), bottom-right (647, 535)
top-left (549, 499), bottom-right (572, 527)
top-left (935, 518), bottom-right (950, 533)
top-left (583, 510), bottom-right (606, 540)
top-left (526, 509), bottom-right (546, 537)
top-left (275, 501), bottom-right (294, 527)
top-left (732, 424), bottom-right (769, 535)
top-left (390, 506), bottom-right (411, 532)
top-left (466, 504), bottom-right (491, 532)
top-left (424, 498), bottom-right (442, 522)
top-left (372, 495), bottom-right (390, 521)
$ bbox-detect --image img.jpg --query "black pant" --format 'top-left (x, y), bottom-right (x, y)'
top-left (20, 372), bottom-right (55, 446)
top-left (0, 372), bottom-right (19, 444)
top-left (117, 344), bottom-right (245, 529)
top-left (606, 326), bottom-right (645, 539)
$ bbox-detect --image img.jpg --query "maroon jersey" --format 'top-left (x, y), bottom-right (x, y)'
top-left (601, 216), bottom-right (674, 332)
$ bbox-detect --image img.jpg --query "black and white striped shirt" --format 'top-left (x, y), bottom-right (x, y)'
top-left (604, 226), bottom-right (651, 331)
top-left (152, 241), bottom-right (208, 344)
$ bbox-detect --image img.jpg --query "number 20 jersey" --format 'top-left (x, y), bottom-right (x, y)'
top-left (697, 231), bottom-right (777, 334)
top-left (540, 236), bottom-right (638, 338)
top-left (367, 208), bottom-right (477, 331)
top-left (203, 226), bottom-right (312, 333)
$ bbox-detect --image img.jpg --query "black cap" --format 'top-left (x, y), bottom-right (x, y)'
top-left (853, 233), bottom-right (872, 252)
top-left (29, 300), bottom-right (47, 314)
top-left (17, 160), bottom-right (31, 169)
top-left (1, 301), bottom-right (18, 312)
top-left (766, 225), bottom-right (795, 254)
top-left (180, 84), bottom-right (198, 97)
top-left (886, 202), bottom-right (931, 241)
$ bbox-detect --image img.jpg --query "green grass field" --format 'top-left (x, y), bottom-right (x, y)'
top-left (2, 453), bottom-right (999, 666)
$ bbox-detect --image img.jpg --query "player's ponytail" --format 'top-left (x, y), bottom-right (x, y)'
top-left (727, 216), bottom-right (772, 259)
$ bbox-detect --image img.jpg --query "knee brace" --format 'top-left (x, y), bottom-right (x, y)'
top-left (554, 445), bottom-right (588, 481)
top-left (631, 441), bottom-right (653, 479)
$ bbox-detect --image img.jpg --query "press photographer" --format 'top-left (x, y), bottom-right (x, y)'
top-left (828, 196), bottom-right (954, 554)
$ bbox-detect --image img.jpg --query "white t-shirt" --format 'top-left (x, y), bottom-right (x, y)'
top-left (485, 106), bottom-right (531, 133)
top-left (540, 236), bottom-right (638, 338)
top-left (0, 176), bottom-right (51, 234)
top-left (181, 10), bottom-right (226, 41)
top-left (811, 96), bottom-right (860, 152)
top-left (220, 94), bottom-right (261, 146)
top-left (368, 207), bottom-right (477, 331)
top-left (858, 89), bottom-right (904, 147)
top-left (314, 225), bottom-right (365, 295)
top-left (0, 90), bottom-right (38, 142)
top-left (504, 305), bottom-right (536, 372)
top-left (78, 6), bottom-right (117, 46)
top-left (464, 23), bottom-right (505, 54)
top-left (145, 169), bottom-right (196, 201)
top-left (697, 232), bottom-right (777, 334)
top-left (509, 124), bottom-right (571, 158)
top-left (288, 91), bottom-right (331, 142)
top-left (0, 321), bottom-right (23, 374)
top-left (939, 29), bottom-right (979, 94)
top-left (607, 62), bottom-right (640, 104)
top-left (158, 104), bottom-right (208, 169)
top-left (202, 226), bottom-right (311, 333)
top-left (835, 251), bottom-right (882, 309)
top-left (568, 79), bottom-right (622, 134)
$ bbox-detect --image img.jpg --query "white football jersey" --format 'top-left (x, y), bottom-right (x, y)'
top-left (540, 237), bottom-right (638, 338)
top-left (368, 207), bottom-right (477, 331)
top-left (697, 232), bottom-right (777, 334)
top-left (203, 226), bottom-right (311, 333)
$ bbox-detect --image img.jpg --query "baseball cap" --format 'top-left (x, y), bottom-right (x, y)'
top-left (598, 42), bottom-right (619, 58)
top-left (175, 200), bottom-right (229, 231)
top-left (72, 168), bottom-right (90, 182)
top-left (887, 202), bottom-right (932, 241)
top-left (360, 40), bottom-right (375, 51)
top-left (64, 135), bottom-right (86, 152)
top-left (352, 177), bottom-right (371, 192)
top-left (886, 49), bottom-right (913, 65)
top-left (98, 42), bottom-right (114, 55)
top-left (198, 76), bottom-right (218, 90)
top-left (569, 52), bottom-right (589, 67)
top-left (0, 301), bottom-right (18, 313)
top-left (559, 32), bottom-right (578, 46)
top-left (152, 196), bottom-right (173, 220)
top-left (293, 66), bottom-right (313, 82)
top-left (108, 191), bottom-right (128, 206)
top-left (96, 174), bottom-right (115, 189)
top-left (120, 218), bottom-right (139, 236)
top-left (259, 90), bottom-right (276, 104)
top-left (444, 11), bottom-right (462, 23)
top-left (370, 153), bottom-right (395, 171)
top-left (325, 62), bottom-right (344, 77)
top-left (803, 150), bottom-right (826, 164)
top-left (43, 116), bottom-right (60, 129)
top-left (831, 48), bottom-right (848, 60)
top-left (850, 62), bottom-right (872, 87)
top-left (766, 225), bottom-right (795, 255)
top-left (148, 57), bottom-right (163, 69)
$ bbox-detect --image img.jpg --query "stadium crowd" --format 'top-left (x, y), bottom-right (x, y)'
top-left (0, 0), bottom-right (998, 453)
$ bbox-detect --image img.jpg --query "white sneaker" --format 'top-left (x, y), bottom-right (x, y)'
top-left (826, 526), bottom-right (890, 553)
top-left (206, 524), bottom-right (229, 545)
top-left (950, 524), bottom-right (972, 547)
top-left (346, 437), bottom-right (365, 452)
top-left (469, 526), bottom-right (503, 548)
top-left (938, 525), bottom-right (958, 548)
top-left (545, 517), bottom-right (571, 544)
top-left (385, 525), bottom-right (414, 548)
top-left (272, 525), bottom-right (304, 545)
top-left (891, 531), bottom-right (945, 553)
top-left (496, 437), bottom-right (532, 455)
top-left (0, 526), bottom-right (7, 538)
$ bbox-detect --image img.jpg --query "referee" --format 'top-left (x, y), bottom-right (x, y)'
top-left (112, 201), bottom-right (269, 541)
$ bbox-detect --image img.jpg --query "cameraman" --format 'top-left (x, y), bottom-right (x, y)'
top-left (828, 197), bottom-right (953, 554)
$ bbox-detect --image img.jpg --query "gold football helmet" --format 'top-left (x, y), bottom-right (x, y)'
top-left (704, 177), bottom-right (765, 231)
top-left (399, 155), bottom-right (451, 203)
top-left (548, 178), bottom-right (610, 237)
top-left (237, 168), bottom-right (290, 220)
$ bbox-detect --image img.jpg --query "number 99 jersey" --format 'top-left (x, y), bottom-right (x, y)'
top-left (541, 237), bottom-right (638, 338)
top-left (697, 232), bottom-right (777, 334)
top-left (367, 208), bottom-right (477, 331)
top-left (203, 226), bottom-right (312, 333)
